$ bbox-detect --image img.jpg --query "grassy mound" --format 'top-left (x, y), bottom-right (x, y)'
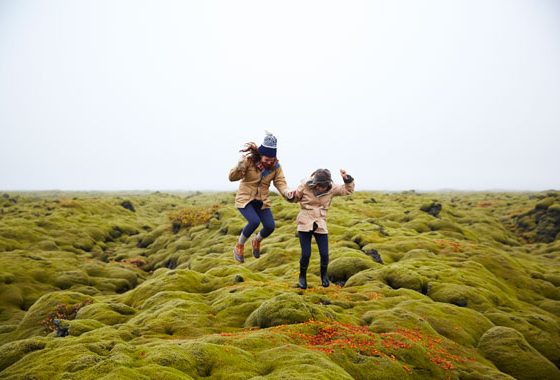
top-left (0, 190), bottom-right (559, 379)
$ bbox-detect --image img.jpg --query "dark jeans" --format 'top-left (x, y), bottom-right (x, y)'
top-left (298, 231), bottom-right (329, 268)
top-left (238, 200), bottom-right (275, 239)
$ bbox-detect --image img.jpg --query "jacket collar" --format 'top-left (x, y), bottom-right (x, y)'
top-left (259, 162), bottom-right (280, 178)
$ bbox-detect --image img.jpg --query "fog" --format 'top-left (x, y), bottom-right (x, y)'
top-left (1, 0), bottom-right (559, 191)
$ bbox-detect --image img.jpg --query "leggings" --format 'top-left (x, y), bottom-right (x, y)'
top-left (298, 231), bottom-right (329, 268)
top-left (238, 200), bottom-right (275, 239)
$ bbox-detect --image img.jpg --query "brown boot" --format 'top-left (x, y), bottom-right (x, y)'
top-left (251, 238), bottom-right (261, 258)
top-left (233, 243), bottom-right (245, 263)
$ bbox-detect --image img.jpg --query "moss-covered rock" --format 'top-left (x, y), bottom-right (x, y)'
top-left (327, 256), bottom-right (378, 285)
top-left (1, 191), bottom-right (559, 379)
top-left (76, 302), bottom-right (135, 325)
top-left (0, 337), bottom-right (47, 371)
top-left (478, 326), bottom-right (560, 380)
top-left (245, 293), bottom-right (333, 328)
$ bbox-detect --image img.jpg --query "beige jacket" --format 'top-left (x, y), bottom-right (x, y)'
top-left (229, 157), bottom-right (289, 208)
top-left (292, 177), bottom-right (355, 234)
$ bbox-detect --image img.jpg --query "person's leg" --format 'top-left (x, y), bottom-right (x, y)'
top-left (251, 206), bottom-right (275, 258)
top-left (255, 207), bottom-right (275, 238)
top-left (298, 231), bottom-right (313, 289)
top-left (315, 233), bottom-right (329, 287)
top-left (234, 201), bottom-right (261, 262)
top-left (238, 201), bottom-right (263, 239)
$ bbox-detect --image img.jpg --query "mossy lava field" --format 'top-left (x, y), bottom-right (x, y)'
top-left (1, 190), bottom-right (559, 379)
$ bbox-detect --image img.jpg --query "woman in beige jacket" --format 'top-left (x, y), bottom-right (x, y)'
top-left (228, 132), bottom-right (290, 263)
top-left (289, 168), bottom-right (355, 288)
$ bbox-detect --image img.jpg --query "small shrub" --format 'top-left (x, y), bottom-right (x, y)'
top-left (168, 205), bottom-right (219, 233)
top-left (41, 300), bottom-right (93, 333)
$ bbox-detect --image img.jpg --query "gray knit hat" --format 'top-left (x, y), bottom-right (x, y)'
top-left (257, 131), bottom-right (277, 157)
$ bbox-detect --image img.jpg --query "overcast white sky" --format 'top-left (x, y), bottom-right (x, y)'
top-left (1, 0), bottom-right (559, 191)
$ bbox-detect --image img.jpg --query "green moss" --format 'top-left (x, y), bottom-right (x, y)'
top-left (210, 285), bottom-right (277, 328)
top-left (67, 319), bottom-right (106, 336)
top-left (428, 283), bottom-right (494, 310)
top-left (76, 302), bottom-right (134, 325)
top-left (256, 344), bottom-right (354, 379)
top-left (327, 256), bottom-right (378, 284)
top-left (1, 191), bottom-right (559, 379)
top-left (140, 341), bottom-right (260, 379)
top-left (347, 265), bottom-right (429, 295)
top-left (478, 326), bottom-right (560, 380)
top-left (120, 269), bottom-right (216, 307)
top-left (9, 291), bottom-right (93, 341)
top-left (126, 298), bottom-right (214, 338)
top-left (245, 293), bottom-right (334, 328)
top-left (0, 337), bottom-right (47, 371)
top-left (483, 309), bottom-right (560, 366)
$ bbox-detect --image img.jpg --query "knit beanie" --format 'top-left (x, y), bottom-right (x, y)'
top-left (257, 131), bottom-right (277, 157)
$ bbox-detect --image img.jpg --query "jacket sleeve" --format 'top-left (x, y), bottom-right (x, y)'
top-left (331, 177), bottom-right (355, 197)
top-left (273, 166), bottom-right (289, 197)
top-left (229, 156), bottom-right (248, 182)
top-left (292, 183), bottom-right (305, 203)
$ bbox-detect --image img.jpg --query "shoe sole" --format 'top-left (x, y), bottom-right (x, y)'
top-left (233, 248), bottom-right (244, 263)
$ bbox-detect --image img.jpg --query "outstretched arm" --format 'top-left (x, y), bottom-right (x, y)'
top-left (332, 168), bottom-right (355, 196)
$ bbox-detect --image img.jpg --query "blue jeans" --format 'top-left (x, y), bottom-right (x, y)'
top-left (298, 231), bottom-right (329, 268)
top-left (238, 200), bottom-right (275, 239)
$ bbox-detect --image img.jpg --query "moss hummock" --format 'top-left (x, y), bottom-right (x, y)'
top-left (1, 191), bottom-right (559, 379)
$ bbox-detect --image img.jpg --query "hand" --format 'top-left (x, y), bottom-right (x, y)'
top-left (340, 169), bottom-right (348, 180)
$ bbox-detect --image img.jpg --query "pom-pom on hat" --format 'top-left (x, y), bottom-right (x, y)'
top-left (257, 131), bottom-right (277, 157)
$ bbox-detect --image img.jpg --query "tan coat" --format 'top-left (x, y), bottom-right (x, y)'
top-left (229, 157), bottom-right (289, 209)
top-left (292, 178), bottom-right (355, 234)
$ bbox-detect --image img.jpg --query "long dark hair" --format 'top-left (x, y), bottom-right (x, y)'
top-left (240, 142), bottom-right (261, 165)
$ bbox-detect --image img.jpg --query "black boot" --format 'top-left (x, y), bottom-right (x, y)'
top-left (320, 264), bottom-right (329, 287)
top-left (298, 265), bottom-right (308, 289)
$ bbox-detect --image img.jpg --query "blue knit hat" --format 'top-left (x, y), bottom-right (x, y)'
top-left (257, 131), bottom-right (277, 157)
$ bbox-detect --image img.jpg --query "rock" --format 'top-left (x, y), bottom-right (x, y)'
top-left (420, 202), bottom-right (442, 217)
top-left (233, 274), bottom-right (244, 283)
top-left (120, 200), bottom-right (136, 212)
top-left (364, 249), bottom-right (384, 264)
top-left (515, 201), bottom-right (560, 243)
top-left (53, 319), bottom-right (69, 337)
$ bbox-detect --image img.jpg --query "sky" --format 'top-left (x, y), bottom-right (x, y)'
top-left (1, 0), bottom-right (559, 192)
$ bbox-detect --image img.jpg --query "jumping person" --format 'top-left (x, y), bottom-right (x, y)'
top-left (228, 132), bottom-right (290, 263)
top-left (288, 168), bottom-right (355, 288)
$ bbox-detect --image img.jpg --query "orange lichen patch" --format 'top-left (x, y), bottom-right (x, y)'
top-left (364, 291), bottom-right (383, 301)
top-left (434, 239), bottom-right (462, 253)
top-left (281, 320), bottom-right (380, 356)
top-left (118, 257), bottom-right (147, 268)
top-left (476, 201), bottom-right (495, 208)
top-left (270, 321), bottom-right (472, 372)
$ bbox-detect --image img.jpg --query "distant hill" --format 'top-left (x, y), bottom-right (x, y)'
top-left (0, 191), bottom-right (559, 379)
